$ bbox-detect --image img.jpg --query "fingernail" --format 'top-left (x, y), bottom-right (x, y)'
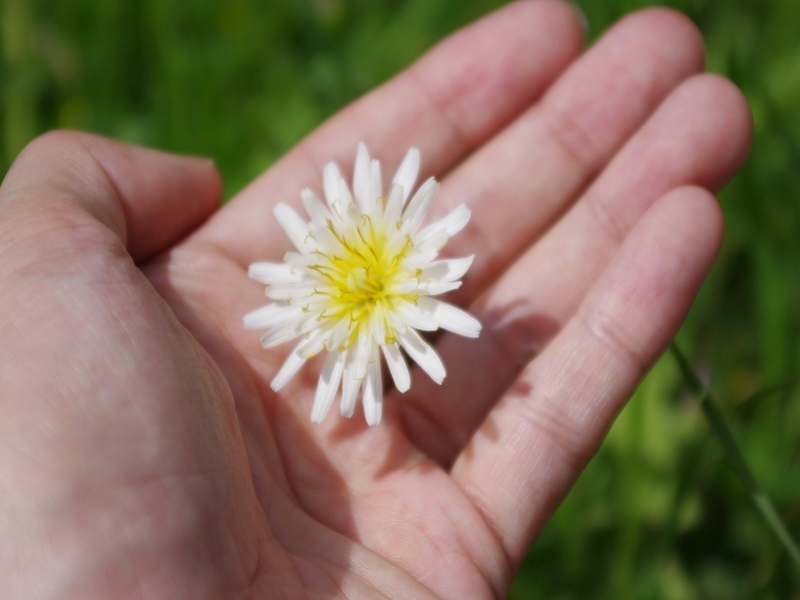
top-left (568, 1), bottom-right (589, 34)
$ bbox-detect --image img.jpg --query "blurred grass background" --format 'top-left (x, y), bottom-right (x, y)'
top-left (1, 0), bottom-right (799, 597)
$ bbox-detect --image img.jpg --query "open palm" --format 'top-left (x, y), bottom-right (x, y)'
top-left (0, 3), bottom-right (751, 599)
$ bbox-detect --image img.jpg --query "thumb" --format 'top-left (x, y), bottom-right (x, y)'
top-left (0, 130), bottom-right (222, 262)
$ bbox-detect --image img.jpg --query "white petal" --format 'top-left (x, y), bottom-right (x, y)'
top-left (370, 304), bottom-right (387, 345)
top-left (270, 342), bottom-right (307, 391)
top-left (248, 262), bottom-right (299, 285)
top-left (442, 204), bottom-right (471, 236)
top-left (306, 223), bottom-right (341, 258)
top-left (420, 255), bottom-right (474, 283)
top-left (401, 249), bottom-right (438, 271)
top-left (323, 162), bottom-right (341, 206)
top-left (369, 159), bottom-right (383, 211)
top-left (418, 280), bottom-right (462, 295)
top-left (398, 328), bottom-right (445, 384)
top-left (413, 228), bottom-right (450, 255)
top-left (392, 146), bottom-right (420, 204)
top-left (344, 201), bottom-right (361, 230)
top-left (382, 184), bottom-right (404, 227)
top-left (388, 277), bottom-right (420, 295)
top-left (340, 350), bottom-right (361, 417)
top-left (383, 222), bottom-right (413, 258)
top-left (363, 343), bottom-right (383, 426)
top-left (295, 318), bottom-right (349, 358)
top-left (311, 351), bottom-right (346, 423)
top-left (274, 203), bottom-right (313, 252)
top-left (294, 326), bottom-right (327, 358)
top-left (260, 323), bottom-right (301, 348)
top-left (282, 251), bottom-right (309, 270)
top-left (387, 310), bottom-right (408, 335)
top-left (395, 300), bottom-right (439, 331)
top-left (382, 343), bottom-right (410, 393)
top-left (352, 326), bottom-right (371, 380)
top-left (244, 303), bottom-right (300, 329)
top-left (353, 142), bottom-right (371, 210)
top-left (327, 316), bottom-right (355, 346)
top-left (265, 282), bottom-right (319, 301)
top-left (293, 309), bottom-right (330, 337)
top-left (417, 297), bottom-right (481, 338)
top-left (402, 178), bottom-right (438, 232)
top-left (301, 188), bottom-right (333, 228)
top-left (327, 318), bottom-right (354, 353)
top-left (415, 204), bottom-right (471, 244)
top-left (337, 177), bottom-right (355, 211)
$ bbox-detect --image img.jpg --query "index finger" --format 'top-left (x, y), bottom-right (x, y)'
top-left (196, 0), bottom-right (585, 264)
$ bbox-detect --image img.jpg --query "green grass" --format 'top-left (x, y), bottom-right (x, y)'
top-left (3, 0), bottom-right (800, 597)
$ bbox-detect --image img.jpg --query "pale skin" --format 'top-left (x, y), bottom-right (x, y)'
top-left (0, 2), bottom-right (752, 599)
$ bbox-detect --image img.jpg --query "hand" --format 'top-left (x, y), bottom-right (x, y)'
top-left (0, 3), bottom-right (751, 599)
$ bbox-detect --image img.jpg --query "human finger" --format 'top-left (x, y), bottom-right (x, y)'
top-left (450, 186), bottom-right (724, 565)
top-left (399, 74), bottom-right (751, 464)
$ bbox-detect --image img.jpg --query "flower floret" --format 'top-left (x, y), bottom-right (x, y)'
top-left (244, 143), bottom-right (481, 425)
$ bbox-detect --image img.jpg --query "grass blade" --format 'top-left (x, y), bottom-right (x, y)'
top-left (670, 342), bottom-right (800, 572)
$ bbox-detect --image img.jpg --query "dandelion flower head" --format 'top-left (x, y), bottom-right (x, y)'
top-left (244, 143), bottom-right (481, 425)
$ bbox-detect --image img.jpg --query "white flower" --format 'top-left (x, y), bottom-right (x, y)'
top-left (244, 143), bottom-right (480, 426)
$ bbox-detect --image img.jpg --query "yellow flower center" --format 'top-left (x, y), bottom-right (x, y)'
top-left (307, 216), bottom-right (415, 346)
